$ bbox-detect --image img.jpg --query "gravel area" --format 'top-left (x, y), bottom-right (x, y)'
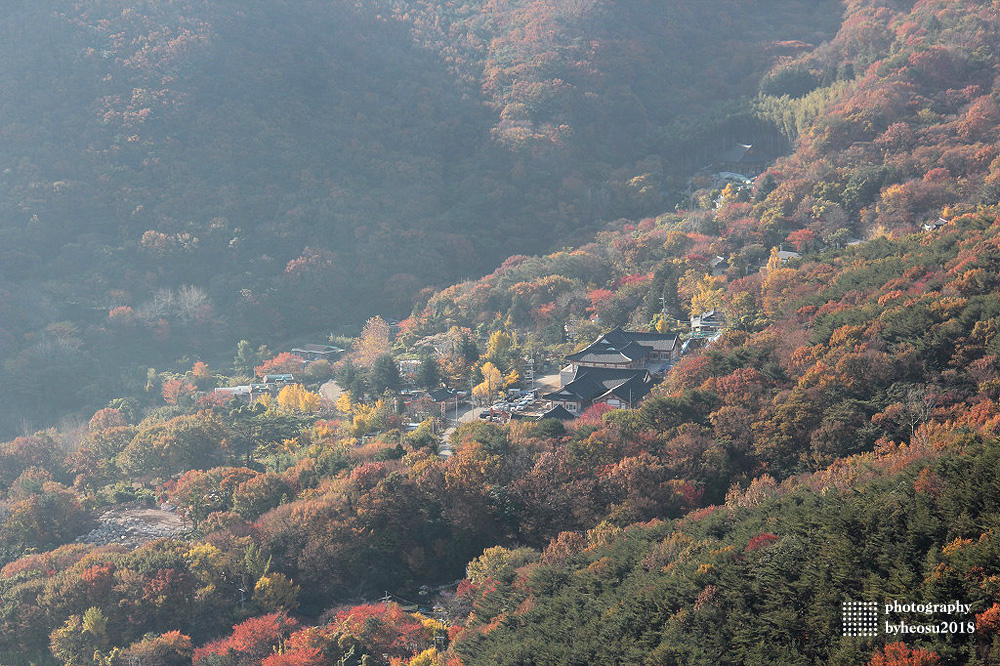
top-left (76, 505), bottom-right (191, 549)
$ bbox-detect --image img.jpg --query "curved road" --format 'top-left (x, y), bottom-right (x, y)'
top-left (439, 370), bottom-right (562, 454)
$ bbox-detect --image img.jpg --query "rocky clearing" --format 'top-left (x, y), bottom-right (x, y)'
top-left (76, 505), bottom-right (191, 549)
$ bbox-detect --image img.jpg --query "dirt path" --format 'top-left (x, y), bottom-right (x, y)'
top-left (533, 371), bottom-right (562, 392)
top-left (319, 379), bottom-right (343, 403)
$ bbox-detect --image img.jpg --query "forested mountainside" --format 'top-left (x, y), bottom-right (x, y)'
top-left (0, 0), bottom-right (835, 436)
top-left (9, 211), bottom-right (1000, 665)
top-left (8, 0), bottom-right (1000, 664)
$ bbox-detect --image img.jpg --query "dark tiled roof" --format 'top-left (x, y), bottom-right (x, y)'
top-left (601, 327), bottom-right (679, 353)
top-left (544, 367), bottom-right (652, 403)
top-left (719, 143), bottom-right (764, 164)
top-left (537, 405), bottom-right (576, 421)
top-left (426, 388), bottom-right (457, 402)
top-left (566, 328), bottom-right (679, 367)
top-left (544, 382), bottom-right (599, 402)
top-left (594, 373), bottom-right (653, 404)
top-left (565, 339), bottom-right (650, 365)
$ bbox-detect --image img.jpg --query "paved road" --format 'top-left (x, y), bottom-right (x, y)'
top-left (440, 403), bottom-right (479, 456)
top-left (438, 371), bottom-right (562, 454)
top-left (318, 371), bottom-right (564, 457)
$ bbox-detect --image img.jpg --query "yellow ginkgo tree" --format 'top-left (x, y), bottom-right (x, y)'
top-left (276, 384), bottom-right (321, 413)
top-left (473, 362), bottom-right (504, 404)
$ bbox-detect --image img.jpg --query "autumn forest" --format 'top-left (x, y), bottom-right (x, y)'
top-left (4, 0), bottom-right (1000, 664)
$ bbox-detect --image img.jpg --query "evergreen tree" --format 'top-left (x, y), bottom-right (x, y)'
top-left (336, 360), bottom-right (368, 399)
top-left (415, 353), bottom-right (441, 389)
top-left (458, 331), bottom-right (479, 364)
top-left (234, 340), bottom-right (268, 377)
top-left (754, 173), bottom-right (777, 202)
top-left (369, 354), bottom-right (401, 394)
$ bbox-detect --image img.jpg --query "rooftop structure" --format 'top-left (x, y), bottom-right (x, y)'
top-left (565, 327), bottom-right (679, 370)
top-left (290, 344), bottom-right (344, 362)
top-left (717, 142), bottom-right (769, 176)
top-left (544, 366), bottom-right (653, 415)
top-left (536, 405), bottom-right (576, 421)
top-left (690, 309), bottom-right (726, 337)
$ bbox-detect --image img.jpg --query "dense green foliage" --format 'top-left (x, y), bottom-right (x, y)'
top-left (454, 436), bottom-right (1000, 665)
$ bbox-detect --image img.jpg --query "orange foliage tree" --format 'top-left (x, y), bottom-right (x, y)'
top-left (255, 352), bottom-right (305, 378)
top-left (194, 613), bottom-right (300, 664)
top-left (867, 642), bottom-right (941, 666)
